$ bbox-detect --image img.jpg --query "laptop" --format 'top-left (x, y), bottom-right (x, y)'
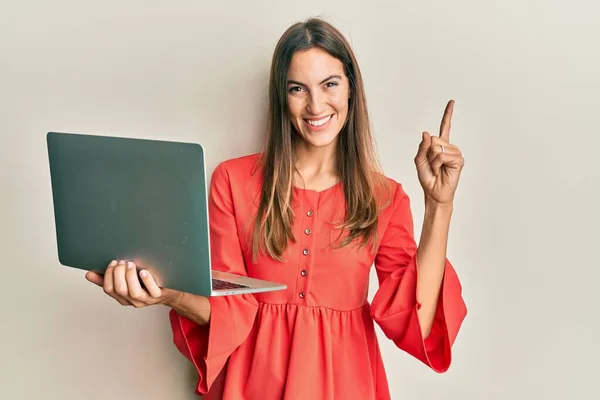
top-left (46, 131), bottom-right (287, 297)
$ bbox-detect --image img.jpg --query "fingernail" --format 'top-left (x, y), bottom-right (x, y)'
top-left (118, 260), bottom-right (125, 265)
top-left (109, 260), bottom-right (117, 267)
top-left (127, 262), bottom-right (134, 269)
top-left (140, 270), bottom-right (147, 278)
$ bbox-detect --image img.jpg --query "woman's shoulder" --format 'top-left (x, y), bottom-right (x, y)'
top-left (371, 171), bottom-right (408, 206)
top-left (211, 153), bottom-right (263, 191)
top-left (217, 152), bottom-right (261, 170)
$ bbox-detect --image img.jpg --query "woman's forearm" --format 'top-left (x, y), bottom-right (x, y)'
top-left (164, 290), bottom-right (211, 326)
top-left (415, 200), bottom-right (453, 338)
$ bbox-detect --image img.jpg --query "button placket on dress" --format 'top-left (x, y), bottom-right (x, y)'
top-left (297, 191), bottom-right (317, 302)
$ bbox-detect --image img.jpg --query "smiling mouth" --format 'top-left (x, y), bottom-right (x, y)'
top-left (304, 114), bottom-right (333, 127)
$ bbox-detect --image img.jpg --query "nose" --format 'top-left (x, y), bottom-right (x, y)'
top-left (306, 91), bottom-right (325, 115)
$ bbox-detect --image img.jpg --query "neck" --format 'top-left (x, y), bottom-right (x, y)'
top-left (292, 138), bottom-right (339, 184)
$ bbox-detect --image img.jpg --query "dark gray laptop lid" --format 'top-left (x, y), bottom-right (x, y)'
top-left (46, 131), bottom-right (213, 296)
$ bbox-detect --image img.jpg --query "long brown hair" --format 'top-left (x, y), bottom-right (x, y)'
top-left (251, 17), bottom-right (392, 262)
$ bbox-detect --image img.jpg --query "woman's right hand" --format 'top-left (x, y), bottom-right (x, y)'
top-left (85, 259), bottom-right (181, 308)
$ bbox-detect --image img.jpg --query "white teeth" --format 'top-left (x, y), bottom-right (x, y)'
top-left (306, 115), bottom-right (332, 127)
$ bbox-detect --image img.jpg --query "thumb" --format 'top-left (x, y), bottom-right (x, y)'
top-left (415, 131), bottom-right (432, 161)
top-left (85, 271), bottom-right (104, 287)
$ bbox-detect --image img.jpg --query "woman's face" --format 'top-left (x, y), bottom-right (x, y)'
top-left (287, 47), bottom-right (350, 149)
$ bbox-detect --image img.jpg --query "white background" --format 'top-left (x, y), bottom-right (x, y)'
top-left (1, 1), bottom-right (598, 399)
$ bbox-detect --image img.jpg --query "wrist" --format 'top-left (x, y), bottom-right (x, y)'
top-left (162, 289), bottom-right (184, 307)
top-left (424, 197), bottom-right (454, 214)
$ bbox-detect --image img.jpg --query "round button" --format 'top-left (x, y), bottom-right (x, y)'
top-left (302, 249), bottom-right (309, 256)
top-left (299, 292), bottom-right (305, 298)
top-left (307, 210), bottom-right (314, 217)
top-left (304, 228), bottom-right (312, 235)
top-left (301, 269), bottom-right (307, 277)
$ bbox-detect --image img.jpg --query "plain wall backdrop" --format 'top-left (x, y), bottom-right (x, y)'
top-left (1, 1), bottom-right (598, 399)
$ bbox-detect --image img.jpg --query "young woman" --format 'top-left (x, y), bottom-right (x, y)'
top-left (86, 17), bottom-right (467, 399)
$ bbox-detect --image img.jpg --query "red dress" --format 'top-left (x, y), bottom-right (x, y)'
top-left (169, 154), bottom-right (467, 399)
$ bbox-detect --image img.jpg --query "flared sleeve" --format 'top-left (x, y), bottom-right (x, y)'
top-left (370, 183), bottom-right (467, 373)
top-left (169, 162), bottom-right (259, 395)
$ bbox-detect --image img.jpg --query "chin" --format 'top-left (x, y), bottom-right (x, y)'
top-left (304, 135), bottom-right (338, 148)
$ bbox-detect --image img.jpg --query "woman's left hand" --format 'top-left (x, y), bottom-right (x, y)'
top-left (414, 99), bottom-right (465, 206)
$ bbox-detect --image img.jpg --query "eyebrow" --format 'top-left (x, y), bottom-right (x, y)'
top-left (287, 75), bottom-right (342, 86)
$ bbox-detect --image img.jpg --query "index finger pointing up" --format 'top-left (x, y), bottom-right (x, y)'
top-left (439, 99), bottom-right (455, 141)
